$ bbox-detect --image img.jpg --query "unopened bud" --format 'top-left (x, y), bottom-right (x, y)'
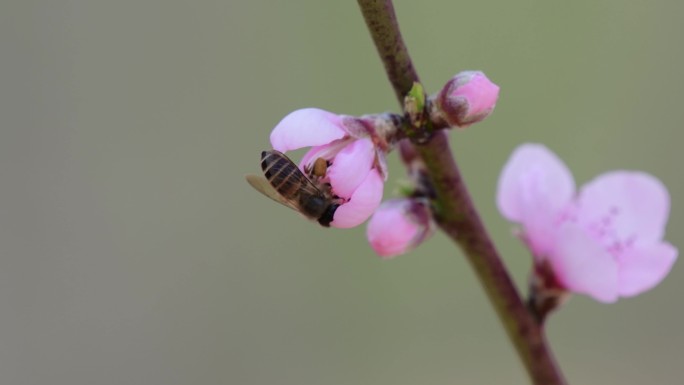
top-left (366, 199), bottom-right (433, 259)
top-left (436, 71), bottom-right (499, 128)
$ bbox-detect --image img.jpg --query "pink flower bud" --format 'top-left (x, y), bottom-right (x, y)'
top-left (436, 71), bottom-right (499, 128)
top-left (366, 199), bottom-right (433, 258)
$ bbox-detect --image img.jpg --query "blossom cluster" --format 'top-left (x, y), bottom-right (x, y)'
top-left (252, 70), bottom-right (676, 303)
top-left (264, 71), bottom-right (499, 248)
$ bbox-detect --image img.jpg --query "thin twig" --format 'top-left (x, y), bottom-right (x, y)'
top-left (356, 1), bottom-right (567, 384)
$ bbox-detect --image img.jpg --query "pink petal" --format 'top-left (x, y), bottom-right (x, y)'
top-left (366, 199), bottom-right (429, 258)
top-left (497, 144), bottom-right (575, 223)
top-left (298, 140), bottom-right (350, 171)
top-left (577, 171), bottom-right (670, 243)
top-left (331, 169), bottom-right (383, 229)
top-left (327, 138), bottom-right (375, 199)
top-left (549, 223), bottom-right (619, 303)
top-left (521, 209), bottom-right (562, 260)
top-left (618, 242), bottom-right (677, 297)
top-left (270, 108), bottom-right (347, 152)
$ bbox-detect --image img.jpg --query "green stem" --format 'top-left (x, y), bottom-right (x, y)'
top-left (356, 1), bottom-right (567, 384)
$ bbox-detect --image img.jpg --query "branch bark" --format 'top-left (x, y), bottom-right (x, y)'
top-left (357, 1), bottom-right (567, 384)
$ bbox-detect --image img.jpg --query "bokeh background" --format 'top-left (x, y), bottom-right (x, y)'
top-left (2, 1), bottom-right (683, 384)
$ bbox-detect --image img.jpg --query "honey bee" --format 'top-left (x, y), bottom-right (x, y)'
top-left (245, 150), bottom-right (340, 227)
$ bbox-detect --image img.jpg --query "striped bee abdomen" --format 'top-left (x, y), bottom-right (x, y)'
top-left (256, 150), bottom-right (338, 227)
top-left (261, 150), bottom-right (302, 197)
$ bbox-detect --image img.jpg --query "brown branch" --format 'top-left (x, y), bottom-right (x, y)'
top-left (356, 1), bottom-right (567, 384)
top-left (357, 0), bottom-right (419, 102)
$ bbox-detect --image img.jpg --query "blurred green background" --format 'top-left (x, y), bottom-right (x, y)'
top-left (1, 1), bottom-right (682, 384)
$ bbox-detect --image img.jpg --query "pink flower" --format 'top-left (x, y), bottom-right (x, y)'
top-left (497, 144), bottom-right (677, 303)
top-left (366, 199), bottom-right (433, 258)
top-left (436, 71), bottom-right (500, 128)
top-left (270, 108), bottom-right (386, 228)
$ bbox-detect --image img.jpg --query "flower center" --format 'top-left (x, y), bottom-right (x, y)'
top-left (582, 206), bottom-right (637, 258)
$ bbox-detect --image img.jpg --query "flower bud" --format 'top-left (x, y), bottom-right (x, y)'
top-left (366, 199), bottom-right (433, 259)
top-left (436, 71), bottom-right (499, 128)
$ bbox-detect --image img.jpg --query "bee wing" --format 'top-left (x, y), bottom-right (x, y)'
top-left (245, 174), bottom-right (303, 213)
